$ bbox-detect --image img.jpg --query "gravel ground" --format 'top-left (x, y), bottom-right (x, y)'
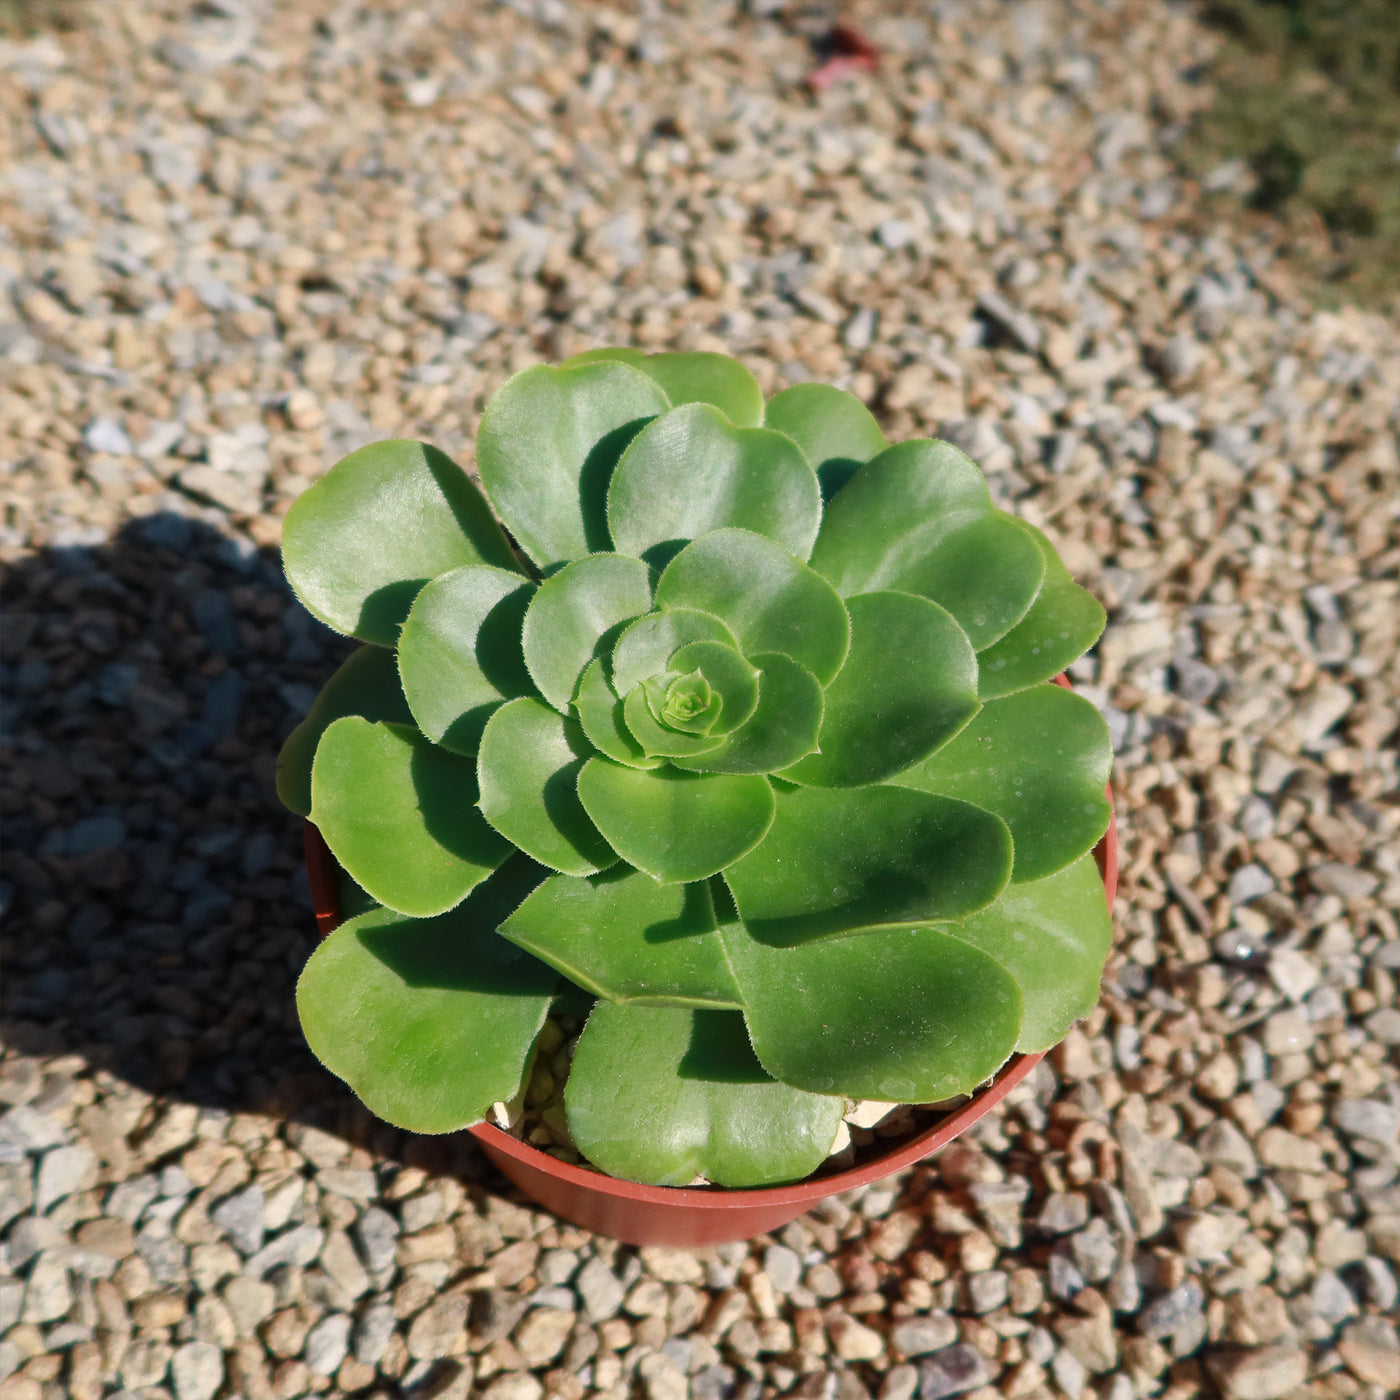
top-left (2, 3), bottom-right (1399, 1400)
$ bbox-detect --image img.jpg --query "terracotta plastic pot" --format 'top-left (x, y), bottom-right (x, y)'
top-left (302, 676), bottom-right (1117, 1246)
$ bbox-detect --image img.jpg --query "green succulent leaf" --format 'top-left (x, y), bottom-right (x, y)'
top-left (671, 652), bottom-right (824, 776)
top-left (397, 565), bottom-right (535, 756)
top-left (569, 349), bottom-right (765, 428)
top-left (476, 362), bottom-right (670, 571)
top-left (720, 909), bottom-right (1023, 1102)
top-left (644, 669), bottom-right (722, 735)
top-left (610, 607), bottom-right (737, 696)
top-left (520, 554), bottom-right (653, 713)
top-left (335, 862), bottom-right (381, 923)
top-left (724, 783), bottom-right (1012, 944)
top-left (655, 528), bottom-right (851, 684)
top-left (899, 683), bottom-right (1112, 882)
top-left (885, 510), bottom-right (1046, 651)
top-left (938, 853), bottom-right (1111, 1053)
top-left (564, 1003), bottom-right (844, 1187)
top-left (784, 591), bottom-right (979, 789)
top-left (977, 521), bottom-right (1107, 697)
top-left (281, 348), bottom-right (1114, 1180)
top-left (608, 403), bottom-right (822, 566)
top-left (283, 439), bottom-right (521, 646)
top-left (667, 641), bottom-right (759, 735)
top-left (763, 383), bottom-right (887, 499)
top-left (311, 717), bottom-right (510, 917)
top-left (500, 867), bottom-right (742, 1008)
top-left (573, 660), bottom-right (661, 769)
top-left (297, 859), bottom-right (558, 1133)
top-left (477, 698), bottom-right (617, 876)
top-left (809, 438), bottom-right (988, 594)
top-left (808, 440), bottom-right (1045, 649)
top-left (577, 759), bottom-right (776, 884)
top-left (622, 686), bottom-right (727, 758)
top-left (277, 645), bottom-right (414, 817)
top-left (561, 348), bottom-right (646, 367)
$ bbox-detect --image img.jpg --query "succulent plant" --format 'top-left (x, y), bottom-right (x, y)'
top-left (278, 350), bottom-right (1112, 1188)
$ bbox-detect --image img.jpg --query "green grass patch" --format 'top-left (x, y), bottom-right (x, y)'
top-left (1185, 0), bottom-right (1400, 308)
top-left (0, 0), bottom-right (84, 38)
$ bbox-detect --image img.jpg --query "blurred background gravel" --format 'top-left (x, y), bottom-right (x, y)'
top-left (1, 4), bottom-right (1397, 1400)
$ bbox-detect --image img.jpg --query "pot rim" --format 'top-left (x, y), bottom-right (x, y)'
top-left (301, 672), bottom-right (1117, 1209)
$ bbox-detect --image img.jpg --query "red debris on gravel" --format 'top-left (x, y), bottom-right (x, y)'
top-left (808, 22), bottom-right (880, 90)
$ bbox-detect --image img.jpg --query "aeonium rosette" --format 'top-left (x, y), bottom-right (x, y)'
top-left (277, 349), bottom-right (1113, 1188)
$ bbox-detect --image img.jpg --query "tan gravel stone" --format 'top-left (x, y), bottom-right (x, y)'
top-left (1206, 1346), bottom-right (1308, 1400)
top-left (828, 1314), bottom-right (885, 1362)
top-left (1338, 1319), bottom-right (1400, 1389)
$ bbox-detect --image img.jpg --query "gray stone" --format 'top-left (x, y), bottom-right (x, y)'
top-left (1367, 1009), bottom-right (1400, 1046)
top-left (170, 1340), bottom-right (224, 1400)
top-left (305, 1312), bottom-right (352, 1375)
top-left (919, 1343), bottom-right (990, 1399)
top-left (354, 1206), bottom-right (400, 1274)
top-left (1025, 1327), bottom-right (1055, 1366)
top-left (530, 1286), bottom-right (577, 1313)
top-left (85, 417), bottom-right (133, 455)
top-left (245, 1222), bottom-right (323, 1278)
top-left (1334, 1098), bottom-right (1400, 1144)
top-left (353, 1300), bottom-right (397, 1366)
top-left (877, 219), bottom-right (913, 251)
top-left (1228, 864), bottom-right (1275, 904)
top-left (210, 1183), bottom-right (265, 1254)
top-left (537, 1249), bottom-right (580, 1286)
top-left (21, 1250), bottom-right (72, 1322)
top-left (159, 1164), bottom-right (194, 1198)
top-left (966, 1271), bottom-right (1008, 1314)
top-left (35, 1143), bottom-right (95, 1212)
top-left (968, 1180), bottom-right (1029, 1246)
top-left (0, 1163), bottom-right (34, 1231)
top-left (0, 1278), bottom-right (25, 1332)
top-left (576, 1256), bottom-right (626, 1322)
top-left (1107, 1257), bottom-right (1142, 1313)
top-left (762, 1243), bottom-right (801, 1294)
top-left (1052, 1347), bottom-right (1087, 1399)
top-left (1267, 946), bottom-right (1318, 1001)
top-left (1138, 1280), bottom-right (1205, 1339)
top-left (1198, 1119), bottom-right (1260, 1177)
top-left (693, 1365), bottom-right (738, 1400)
top-left (6, 1214), bottom-right (64, 1270)
top-left (1070, 1218), bottom-right (1119, 1281)
top-left (318, 1167), bottom-right (377, 1202)
top-left (121, 1337), bottom-right (174, 1390)
top-left (890, 1313), bottom-right (958, 1357)
top-left (319, 1228), bottom-right (370, 1302)
top-left (135, 1228), bottom-right (189, 1285)
top-left (1311, 1270), bottom-right (1359, 1324)
top-left (0, 1105), bottom-right (66, 1151)
top-left (1039, 1192), bottom-right (1089, 1234)
top-left (1048, 1252), bottom-right (1086, 1301)
top-left (107, 1174), bottom-right (161, 1225)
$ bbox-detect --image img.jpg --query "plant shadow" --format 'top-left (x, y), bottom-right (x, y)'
top-left (0, 513), bottom-right (535, 1193)
top-left (676, 1009), bottom-right (769, 1084)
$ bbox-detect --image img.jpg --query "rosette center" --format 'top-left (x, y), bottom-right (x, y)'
top-left (645, 669), bottom-right (723, 735)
